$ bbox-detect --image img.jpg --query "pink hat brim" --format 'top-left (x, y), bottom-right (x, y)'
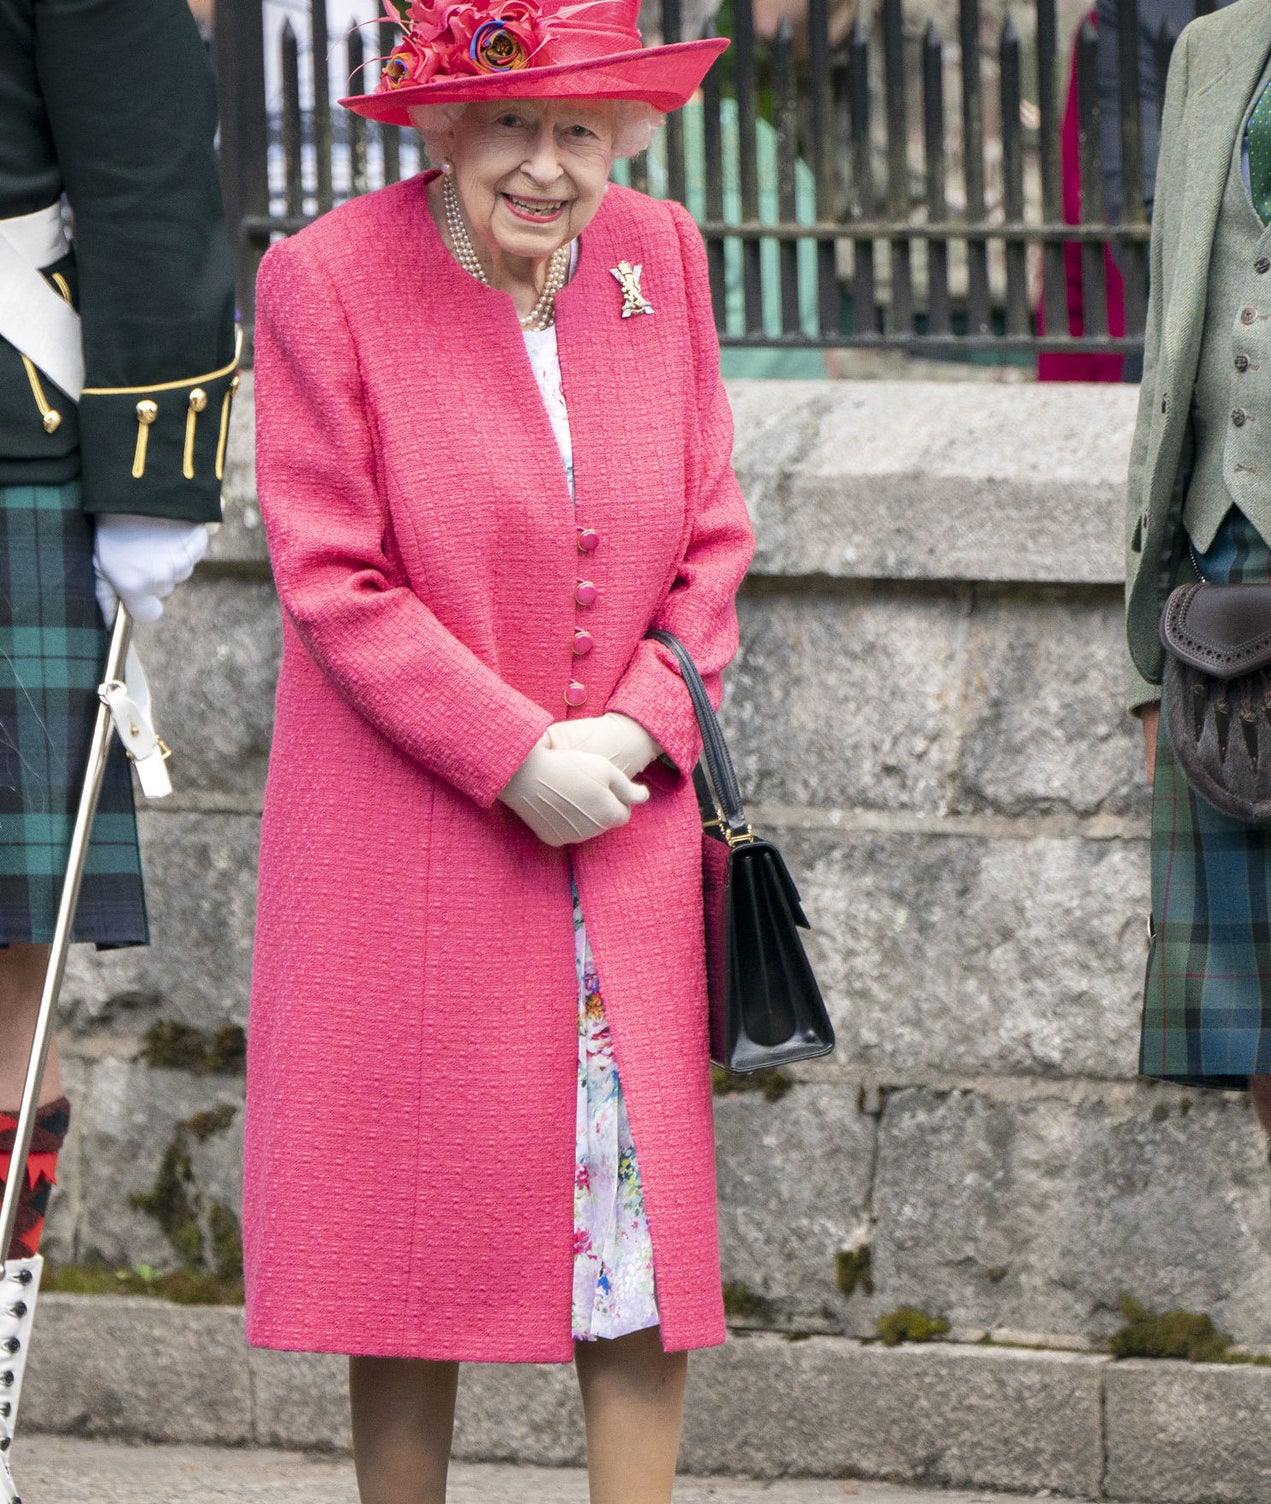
top-left (339, 36), bottom-right (728, 124)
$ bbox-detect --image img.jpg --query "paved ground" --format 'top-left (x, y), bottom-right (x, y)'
top-left (10, 1437), bottom-right (1128, 1504)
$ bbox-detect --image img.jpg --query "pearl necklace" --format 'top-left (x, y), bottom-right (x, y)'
top-left (443, 172), bottom-right (570, 333)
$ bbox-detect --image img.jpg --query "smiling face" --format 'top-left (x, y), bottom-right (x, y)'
top-left (446, 99), bottom-right (617, 268)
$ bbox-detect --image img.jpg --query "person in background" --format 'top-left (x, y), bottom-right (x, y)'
top-left (0, 0), bottom-right (236, 1262)
top-left (1040, 0), bottom-right (1235, 383)
top-left (1096, 0), bottom-right (1235, 228)
top-left (1127, 2), bottom-right (1271, 1118)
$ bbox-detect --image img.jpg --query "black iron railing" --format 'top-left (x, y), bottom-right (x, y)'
top-left (214, 0), bottom-right (1213, 361)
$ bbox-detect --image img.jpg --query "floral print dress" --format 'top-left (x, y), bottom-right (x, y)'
top-left (523, 317), bottom-right (661, 1343)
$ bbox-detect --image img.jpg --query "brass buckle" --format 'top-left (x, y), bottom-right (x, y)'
top-left (702, 814), bottom-right (755, 848)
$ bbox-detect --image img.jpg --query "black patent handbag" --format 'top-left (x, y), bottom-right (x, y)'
top-left (649, 630), bottom-right (835, 1074)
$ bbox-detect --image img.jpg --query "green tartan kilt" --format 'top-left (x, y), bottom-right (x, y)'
top-left (0, 481), bottom-right (147, 947)
top-left (1142, 508), bottom-right (1271, 1088)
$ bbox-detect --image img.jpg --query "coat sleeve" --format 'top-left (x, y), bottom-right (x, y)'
top-left (1124, 20), bottom-right (1191, 715)
top-left (605, 201), bottom-right (756, 780)
top-left (34, 0), bottom-right (238, 521)
top-left (253, 238), bottom-right (554, 808)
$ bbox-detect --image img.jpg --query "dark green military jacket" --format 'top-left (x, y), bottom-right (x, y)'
top-left (0, 0), bottom-right (237, 521)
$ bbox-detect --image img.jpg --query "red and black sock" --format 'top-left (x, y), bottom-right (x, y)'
top-left (0, 1099), bottom-right (70, 1260)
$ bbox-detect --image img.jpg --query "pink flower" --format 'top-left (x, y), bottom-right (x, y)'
top-left (378, 0), bottom-right (544, 88)
top-left (573, 1228), bottom-right (593, 1256)
top-left (380, 38), bottom-right (441, 87)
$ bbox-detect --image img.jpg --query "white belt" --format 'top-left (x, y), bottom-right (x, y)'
top-left (0, 200), bottom-right (84, 400)
top-left (1, 202), bottom-right (68, 268)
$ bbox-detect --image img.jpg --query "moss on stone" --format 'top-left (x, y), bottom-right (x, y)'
top-left (875, 1306), bottom-right (951, 1347)
top-left (207, 1200), bottom-right (243, 1282)
top-left (1110, 1297), bottom-right (1230, 1363)
top-left (131, 1129), bottom-right (202, 1264)
top-left (42, 1260), bottom-right (242, 1304)
top-left (186, 1104), bottom-right (236, 1141)
top-left (710, 1066), bottom-right (793, 1102)
top-left (129, 1106), bottom-right (243, 1287)
top-left (140, 1021), bottom-right (246, 1076)
top-left (835, 1245), bottom-right (873, 1298)
top-left (207, 1026), bottom-right (247, 1075)
top-left (721, 1280), bottom-right (775, 1321)
top-left (140, 1021), bottom-right (209, 1072)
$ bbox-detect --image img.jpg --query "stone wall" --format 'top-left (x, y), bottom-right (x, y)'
top-left (44, 376), bottom-right (1271, 1352)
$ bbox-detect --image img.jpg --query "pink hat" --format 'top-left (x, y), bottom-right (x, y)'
top-left (339, 0), bottom-right (727, 124)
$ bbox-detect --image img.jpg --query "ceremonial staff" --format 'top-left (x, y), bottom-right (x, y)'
top-left (0, 606), bottom-right (171, 1504)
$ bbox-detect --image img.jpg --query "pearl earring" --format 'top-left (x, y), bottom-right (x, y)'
top-left (441, 158), bottom-right (454, 176)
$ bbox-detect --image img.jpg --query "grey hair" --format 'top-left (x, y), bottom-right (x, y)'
top-left (407, 99), bottom-right (663, 163)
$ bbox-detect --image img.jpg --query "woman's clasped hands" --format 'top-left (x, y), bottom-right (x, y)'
top-left (500, 712), bottom-right (661, 847)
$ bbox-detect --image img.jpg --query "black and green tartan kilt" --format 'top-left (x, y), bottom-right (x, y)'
top-left (1142, 507), bottom-right (1271, 1088)
top-left (0, 481), bottom-right (147, 947)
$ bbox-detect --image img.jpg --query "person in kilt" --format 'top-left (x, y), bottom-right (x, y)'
top-left (1126, 1), bottom-right (1271, 1114)
top-left (0, 0), bottom-right (237, 1257)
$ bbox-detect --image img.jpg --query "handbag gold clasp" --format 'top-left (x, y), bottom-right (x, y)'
top-left (702, 814), bottom-right (755, 848)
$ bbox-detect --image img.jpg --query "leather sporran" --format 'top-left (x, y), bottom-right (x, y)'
top-left (1160, 580), bottom-right (1271, 824)
top-left (648, 630), bottom-right (835, 1074)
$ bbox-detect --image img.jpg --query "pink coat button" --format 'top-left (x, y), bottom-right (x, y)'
top-left (572, 629), bottom-right (594, 656)
top-left (564, 681), bottom-right (588, 707)
top-left (575, 580), bottom-right (598, 607)
top-left (577, 527), bottom-right (600, 553)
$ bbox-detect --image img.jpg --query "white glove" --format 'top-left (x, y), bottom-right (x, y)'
top-left (92, 513), bottom-right (210, 625)
top-left (544, 713), bottom-right (661, 777)
top-left (500, 737), bottom-right (650, 847)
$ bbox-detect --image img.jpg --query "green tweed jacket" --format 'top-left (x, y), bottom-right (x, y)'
top-left (1125, 0), bottom-right (1271, 711)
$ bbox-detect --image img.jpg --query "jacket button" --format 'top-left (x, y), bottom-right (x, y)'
top-left (1241, 306), bottom-right (1259, 325)
top-left (576, 527), bottom-right (600, 553)
top-left (572, 628), bottom-right (594, 656)
top-left (1236, 354), bottom-right (1251, 373)
top-left (1257, 257), bottom-right (1271, 274)
top-left (1233, 407), bottom-right (1249, 427)
top-left (576, 580), bottom-right (597, 607)
top-left (564, 681), bottom-right (588, 707)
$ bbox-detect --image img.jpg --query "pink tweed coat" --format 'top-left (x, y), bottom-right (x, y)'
top-left (243, 172), bottom-right (755, 1363)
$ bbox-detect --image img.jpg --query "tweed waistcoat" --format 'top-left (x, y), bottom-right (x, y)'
top-left (1184, 54), bottom-right (1271, 553)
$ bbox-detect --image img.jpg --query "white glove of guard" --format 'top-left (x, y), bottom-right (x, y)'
top-left (544, 712), bottom-right (661, 777)
top-left (92, 513), bottom-right (210, 625)
top-left (500, 737), bottom-right (650, 847)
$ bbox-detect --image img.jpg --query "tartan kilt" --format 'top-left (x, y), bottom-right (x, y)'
top-left (1142, 507), bottom-right (1271, 1088)
top-left (0, 481), bottom-right (147, 947)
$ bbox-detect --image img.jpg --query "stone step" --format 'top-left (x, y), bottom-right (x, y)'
top-left (18, 1297), bottom-right (1271, 1501)
top-left (10, 1436), bottom-right (1148, 1504)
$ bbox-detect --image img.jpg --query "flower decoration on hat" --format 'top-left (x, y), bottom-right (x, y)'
top-left (349, 0), bottom-right (727, 124)
top-left (380, 0), bottom-right (544, 88)
top-left (470, 17), bottom-right (531, 69)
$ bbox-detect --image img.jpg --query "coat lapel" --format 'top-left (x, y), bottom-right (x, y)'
top-left (1163, 7), bottom-right (1271, 368)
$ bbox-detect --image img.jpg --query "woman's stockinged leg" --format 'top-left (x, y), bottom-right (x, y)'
top-left (348, 1356), bottom-right (459, 1504)
top-left (574, 1327), bottom-right (688, 1504)
top-left (0, 945), bottom-right (59, 1107)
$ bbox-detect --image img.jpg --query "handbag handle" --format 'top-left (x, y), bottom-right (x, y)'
top-left (648, 629), bottom-right (753, 846)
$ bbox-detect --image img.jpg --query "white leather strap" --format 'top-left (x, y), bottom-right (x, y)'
top-left (0, 203), bottom-right (83, 401)
top-left (0, 203), bottom-right (67, 267)
top-left (98, 648), bottom-right (172, 799)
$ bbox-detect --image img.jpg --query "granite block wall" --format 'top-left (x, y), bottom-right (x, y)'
top-left (44, 377), bottom-right (1271, 1350)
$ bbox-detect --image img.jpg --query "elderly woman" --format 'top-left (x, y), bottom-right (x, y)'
top-left (242, 2), bottom-right (753, 1500)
